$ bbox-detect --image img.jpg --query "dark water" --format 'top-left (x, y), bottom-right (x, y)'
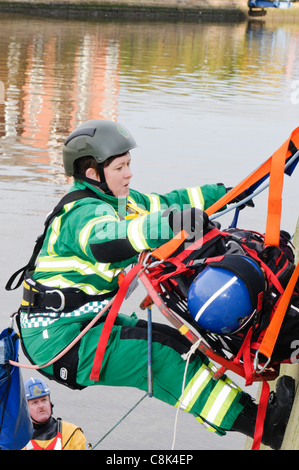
top-left (1, 12), bottom-right (299, 450)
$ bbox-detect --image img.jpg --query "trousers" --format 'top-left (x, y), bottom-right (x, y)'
top-left (21, 310), bottom-right (249, 436)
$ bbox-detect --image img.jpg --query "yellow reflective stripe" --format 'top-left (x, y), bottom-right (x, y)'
top-left (47, 202), bottom-right (75, 256)
top-left (187, 187), bottom-right (205, 210)
top-left (96, 263), bottom-right (122, 281)
top-left (23, 281), bottom-right (38, 293)
top-left (225, 376), bottom-right (243, 394)
top-left (127, 217), bottom-right (150, 252)
top-left (127, 195), bottom-right (138, 206)
top-left (48, 216), bottom-right (61, 256)
top-left (36, 274), bottom-right (115, 295)
top-left (175, 364), bottom-right (213, 413)
top-left (200, 380), bottom-right (240, 428)
top-left (79, 215), bottom-right (117, 255)
top-left (144, 194), bottom-right (161, 213)
top-left (21, 281), bottom-right (39, 306)
top-left (175, 360), bottom-right (240, 427)
top-left (37, 257), bottom-right (95, 275)
top-left (195, 416), bottom-right (217, 433)
top-left (36, 256), bottom-right (120, 282)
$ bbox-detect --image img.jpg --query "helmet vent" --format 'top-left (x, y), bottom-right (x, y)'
top-left (64, 127), bottom-right (96, 146)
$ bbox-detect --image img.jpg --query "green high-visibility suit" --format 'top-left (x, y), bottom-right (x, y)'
top-left (20, 180), bottom-right (249, 436)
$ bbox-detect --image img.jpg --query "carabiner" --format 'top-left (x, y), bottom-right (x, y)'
top-left (254, 350), bottom-right (271, 374)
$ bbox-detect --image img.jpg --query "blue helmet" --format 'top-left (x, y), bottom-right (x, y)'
top-left (24, 377), bottom-right (50, 401)
top-left (187, 255), bottom-right (265, 335)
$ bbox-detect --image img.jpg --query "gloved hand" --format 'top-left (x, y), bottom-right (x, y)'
top-left (225, 187), bottom-right (255, 211)
top-left (167, 207), bottom-right (209, 241)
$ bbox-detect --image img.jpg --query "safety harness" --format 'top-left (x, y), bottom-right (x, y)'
top-left (5, 190), bottom-right (147, 313)
top-left (25, 418), bottom-right (63, 450)
top-left (5, 187), bottom-right (149, 388)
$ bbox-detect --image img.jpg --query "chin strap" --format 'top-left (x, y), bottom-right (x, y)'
top-left (73, 171), bottom-right (114, 197)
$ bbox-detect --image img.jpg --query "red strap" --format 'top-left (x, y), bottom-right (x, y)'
top-left (26, 432), bottom-right (63, 450)
top-left (233, 326), bottom-right (270, 450)
top-left (251, 379), bottom-right (270, 450)
top-left (233, 326), bottom-right (254, 386)
top-left (90, 263), bottom-right (143, 381)
top-left (242, 244), bottom-right (284, 295)
top-left (174, 228), bottom-right (227, 264)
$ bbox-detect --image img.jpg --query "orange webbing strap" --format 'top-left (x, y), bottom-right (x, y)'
top-left (205, 159), bottom-right (272, 217)
top-left (205, 127), bottom-right (299, 229)
top-left (258, 262), bottom-right (299, 362)
top-left (264, 133), bottom-right (294, 246)
top-left (150, 230), bottom-right (189, 261)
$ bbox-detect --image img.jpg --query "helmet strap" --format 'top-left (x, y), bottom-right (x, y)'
top-left (96, 163), bottom-right (114, 197)
top-left (73, 170), bottom-right (114, 197)
top-left (97, 162), bottom-right (106, 184)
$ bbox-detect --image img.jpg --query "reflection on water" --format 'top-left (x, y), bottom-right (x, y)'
top-left (1, 15), bottom-right (299, 189)
top-left (1, 13), bottom-right (299, 450)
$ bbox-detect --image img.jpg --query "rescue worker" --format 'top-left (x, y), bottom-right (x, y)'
top-left (10, 120), bottom-right (294, 450)
top-left (23, 377), bottom-right (86, 450)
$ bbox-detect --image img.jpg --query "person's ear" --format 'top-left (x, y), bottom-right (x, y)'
top-left (85, 167), bottom-right (101, 182)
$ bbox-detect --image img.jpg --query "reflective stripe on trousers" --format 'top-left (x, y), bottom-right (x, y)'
top-left (175, 361), bottom-right (242, 433)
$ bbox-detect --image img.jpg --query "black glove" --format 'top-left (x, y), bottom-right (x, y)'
top-left (167, 207), bottom-right (209, 240)
top-left (225, 187), bottom-right (255, 211)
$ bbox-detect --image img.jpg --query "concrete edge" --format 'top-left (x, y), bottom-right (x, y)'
top-left (0, 1), bottom-right (249, 21)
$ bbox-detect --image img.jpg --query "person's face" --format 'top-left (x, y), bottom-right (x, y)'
top-left (104, 152), bottom-right (133, 197)
top-left (28, 395), bottom-right (52, 423)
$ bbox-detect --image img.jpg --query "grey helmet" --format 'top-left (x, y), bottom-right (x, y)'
top-left (63, 119), bottom-right (137, 177)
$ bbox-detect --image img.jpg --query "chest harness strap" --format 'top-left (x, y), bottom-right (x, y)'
top-left (25, 419), bottom-right (63, 450)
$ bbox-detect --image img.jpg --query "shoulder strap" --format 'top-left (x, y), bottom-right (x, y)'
top-left (44, 189), bottom-right (97, 226)
top-left (57, 417), bottom-right (62, 434)
top-left (5, 189), bottom-right (100, 291)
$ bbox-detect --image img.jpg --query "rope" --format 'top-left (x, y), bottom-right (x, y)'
top-left (171, 338), bottom-right (202, 450)
top-left (89, 393), bottom-right (148, 450)
top-left (210, 148), bottom-right (299, 222)
top-left (8, 296), bottom-right (115, 370)
top-left (147, 306), bottom-right (153, 397)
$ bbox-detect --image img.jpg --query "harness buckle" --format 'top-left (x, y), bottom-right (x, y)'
top-left (45, 290), bottom-right (65, 312)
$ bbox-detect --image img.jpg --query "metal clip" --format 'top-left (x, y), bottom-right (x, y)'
top-left (254, 350), bottom-right (271, 374)
top-left (45, 290), bottom-right (65, 312)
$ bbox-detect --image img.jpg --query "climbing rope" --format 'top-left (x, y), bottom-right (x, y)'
top-left (88, 392), bottom-right (148, 450)
top-left (171, 338), bottom-right (203, 450)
